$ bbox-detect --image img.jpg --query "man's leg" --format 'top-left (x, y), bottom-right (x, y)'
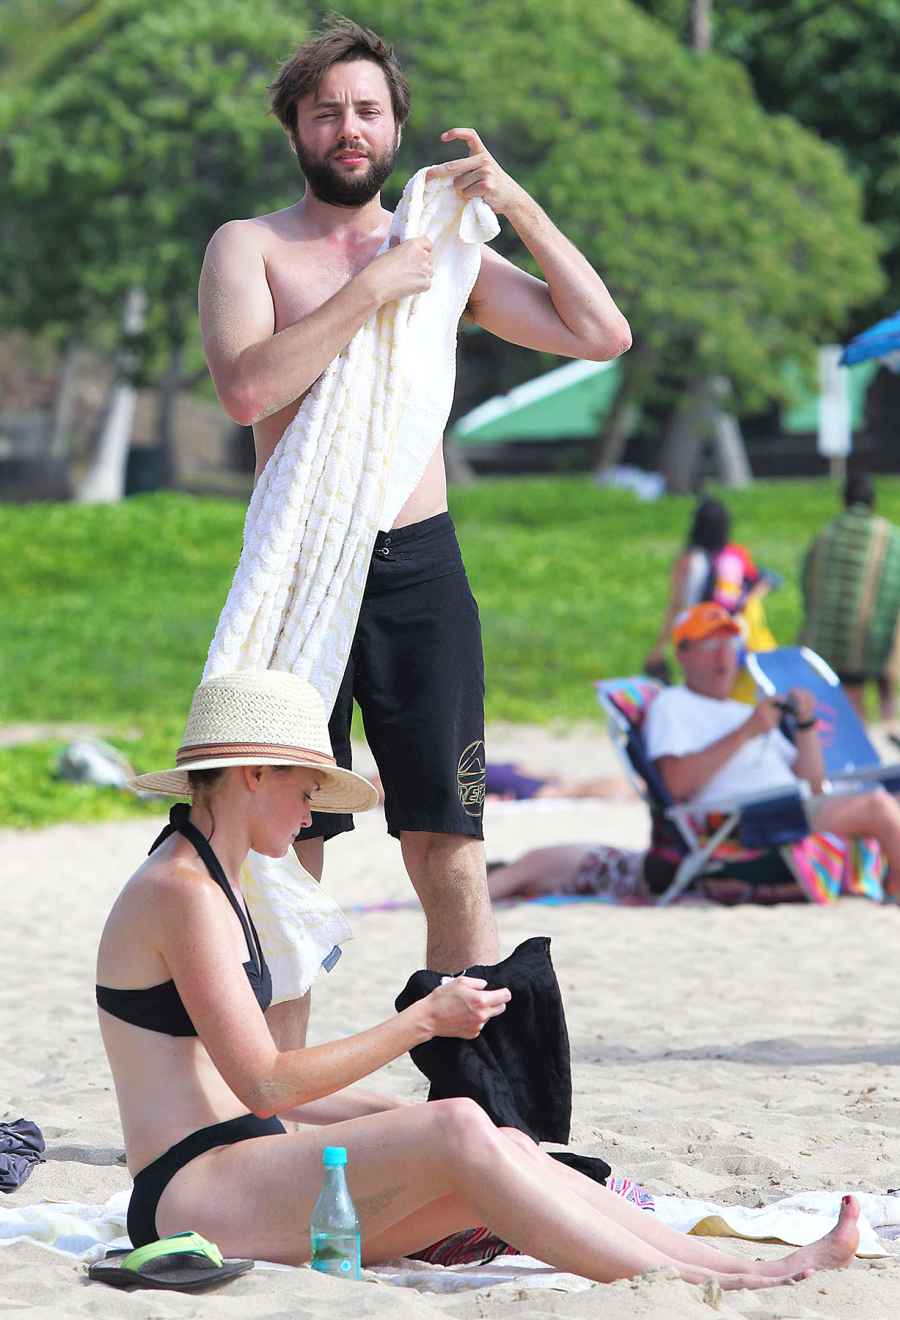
top-left (357, 515), bottom-right (492, 969)
top-left (813, 788), bottom-right (900, 894)
top-left (842, 681), bottom-right (866, 721)
top-left (293, 837), bottom-right (324, 882)
top-left (401, 832), bottom-right (498, 971)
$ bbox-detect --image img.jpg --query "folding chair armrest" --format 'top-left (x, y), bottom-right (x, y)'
top-left (825, 763), bottom-right (900, 795)
top-left (666, 784), bottom-right (811, 852)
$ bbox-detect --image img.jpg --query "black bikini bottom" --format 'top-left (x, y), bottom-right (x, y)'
top-left (126, 1112), bottom-right (286, 1248)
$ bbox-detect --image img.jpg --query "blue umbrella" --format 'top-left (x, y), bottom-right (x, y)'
top-left (840, 309), bottom-right (900, 370)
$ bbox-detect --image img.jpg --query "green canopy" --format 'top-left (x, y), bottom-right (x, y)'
top-left (451, 359), bottom-right (621, 446)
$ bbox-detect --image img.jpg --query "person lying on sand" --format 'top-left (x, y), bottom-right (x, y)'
top-left (646, 602), bottom-right (900, 900)
top-left (368, 762), bottom-right (633, 808)
top-left (95, 669), bottom-right (861, 1287)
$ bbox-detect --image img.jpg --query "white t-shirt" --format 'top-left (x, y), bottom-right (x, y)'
top-left (644, 686), bottom-right (797, 808)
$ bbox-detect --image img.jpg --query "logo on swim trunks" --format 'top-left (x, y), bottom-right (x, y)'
top-left (457, 740), bottom-right (486, 817)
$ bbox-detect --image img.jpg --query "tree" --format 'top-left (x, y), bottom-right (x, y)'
top-left (637, 0), bottom-right (900, 329)
top-left (1, 0), bottom-right (885, 492)
top-left (0, 0), bottom-right (303, 487)
top-left (357, 0), bottom-right (882, 452)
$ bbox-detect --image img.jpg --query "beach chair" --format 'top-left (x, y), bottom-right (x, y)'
top-left (596, 675), bottom-right (884, 907)
top-left (745, 646), bottom-right (900, 791)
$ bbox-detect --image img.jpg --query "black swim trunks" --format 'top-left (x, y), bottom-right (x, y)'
top-left (298, 512), bottom-right (486, 843)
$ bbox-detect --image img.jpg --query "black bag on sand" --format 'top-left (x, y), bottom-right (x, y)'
top-left (0, 1119), bottom-right (45, 1193)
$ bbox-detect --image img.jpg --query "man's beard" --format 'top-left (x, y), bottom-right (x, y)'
top-left (294, 139), bottom-right (398, 207)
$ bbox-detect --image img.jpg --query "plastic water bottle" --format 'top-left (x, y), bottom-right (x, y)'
top-left (309, 1146), bottom-right (361, 1279)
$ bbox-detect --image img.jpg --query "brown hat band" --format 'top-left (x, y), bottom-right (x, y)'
top-left (176, 742), bottom-right (337, 767)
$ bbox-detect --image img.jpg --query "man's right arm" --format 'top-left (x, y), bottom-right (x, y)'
top-left (654, 698), bottom-right (782, 802)
top-left (198, 222), bottom-right (433, 427)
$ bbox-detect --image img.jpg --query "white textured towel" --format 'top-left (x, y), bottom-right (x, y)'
top-left (202, 168), bottom-right (499, 706)
top-left (3, 1189), bottom-right (894, 1274)
top-left (201, 170), bottom-right (499, 1003)
top-left (238, 853), bottom-right (352, 1004)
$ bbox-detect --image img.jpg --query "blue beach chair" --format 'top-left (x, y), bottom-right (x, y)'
top-left (745, 646), bottom-right (900, 792)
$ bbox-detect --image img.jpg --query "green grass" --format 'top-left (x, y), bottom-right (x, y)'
top-left (4, 477), bottom-right (900, 827)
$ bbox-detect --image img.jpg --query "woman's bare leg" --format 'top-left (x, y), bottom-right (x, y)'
top-left (492, 1128), bottom-right (859, 1280)
top-left (155, 1100), bottom-right (853, 1289)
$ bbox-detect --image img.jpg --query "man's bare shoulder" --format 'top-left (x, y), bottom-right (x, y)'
top-left (206, 205), bottom-right (303, 254)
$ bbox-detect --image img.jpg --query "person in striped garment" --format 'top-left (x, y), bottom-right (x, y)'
top-left (801, 470), bottom-right (900, 723)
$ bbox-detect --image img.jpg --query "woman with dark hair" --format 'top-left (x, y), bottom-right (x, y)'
top-left (645, 498), bottom-right (777, 693)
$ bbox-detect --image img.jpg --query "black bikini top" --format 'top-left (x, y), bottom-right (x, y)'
top-left (96, 803), bottom-right (272, 1036)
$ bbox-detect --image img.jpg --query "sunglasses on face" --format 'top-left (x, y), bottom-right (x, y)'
top-left (691, 635), bottom-right (741, 654)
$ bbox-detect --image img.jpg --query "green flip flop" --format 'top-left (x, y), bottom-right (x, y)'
top-left (87, 1230), bottom-right (254, 1292)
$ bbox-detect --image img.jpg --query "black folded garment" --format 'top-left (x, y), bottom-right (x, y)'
top-left (395, 936), bottom-right (611, 1185)
top-left (0, 1118), bottom-right (45, 1193)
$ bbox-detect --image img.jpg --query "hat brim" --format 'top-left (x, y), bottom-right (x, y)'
top-left (674, 619), bottom-right (742, 646)
top-left (129, 757), bottom-right (378, 813)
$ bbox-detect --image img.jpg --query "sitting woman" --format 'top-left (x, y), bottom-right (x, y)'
top-left (97, 669), bottom-right (859, 1288)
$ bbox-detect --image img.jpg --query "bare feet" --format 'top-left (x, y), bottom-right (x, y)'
top-left (762, 1194), bottom-right (860, 1279)
top-left (716, 1266), bottom-right (812, 1292)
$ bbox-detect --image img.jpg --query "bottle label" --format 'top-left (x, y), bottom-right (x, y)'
top-left (310, 1231), bottom-right (360, 1279)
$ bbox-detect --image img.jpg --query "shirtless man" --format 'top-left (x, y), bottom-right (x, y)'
top-left (198, 19), bottom-right (631, 1041)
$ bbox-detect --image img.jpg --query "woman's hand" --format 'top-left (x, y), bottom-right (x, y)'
top-left (422, 976), bottom-right (511, 1040)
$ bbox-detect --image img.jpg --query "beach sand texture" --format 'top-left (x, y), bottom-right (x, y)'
top-left (4, 727), bottom-right (900, 1317)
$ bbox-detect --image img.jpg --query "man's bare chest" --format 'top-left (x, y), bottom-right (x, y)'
top-left (264, 237), bottom-right (385, 332)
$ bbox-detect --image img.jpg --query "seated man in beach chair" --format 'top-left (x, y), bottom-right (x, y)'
top-left (646, 602), bottom-right (900, 899)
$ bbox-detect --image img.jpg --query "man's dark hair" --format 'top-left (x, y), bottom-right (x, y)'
top-left (269, 15), bottom-right (411, 138)
top-left (844, 469), bottom-right (875, 509)
top-left (687, 498), bottom-right (731, 553)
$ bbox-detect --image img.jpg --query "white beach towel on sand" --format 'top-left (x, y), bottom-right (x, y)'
top-left (2, 1190), bottom-right (894, 1281)
top-left (202, 169), bottom-right (499, 1003)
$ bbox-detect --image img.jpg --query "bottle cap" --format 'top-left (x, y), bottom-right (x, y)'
top-left (322, 1145), bottom-right (347, 1167)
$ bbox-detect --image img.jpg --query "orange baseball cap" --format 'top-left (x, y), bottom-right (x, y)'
top-left (672, 602), bottom-right (741, 647)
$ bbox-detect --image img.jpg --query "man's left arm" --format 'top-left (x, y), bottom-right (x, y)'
top-left (431, 129), bottom-right (631, 361)
top-left (789, 687), bottom-right (825, 795)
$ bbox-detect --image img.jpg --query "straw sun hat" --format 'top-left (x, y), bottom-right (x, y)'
top-left (130, 670), bottom-right (378, 813)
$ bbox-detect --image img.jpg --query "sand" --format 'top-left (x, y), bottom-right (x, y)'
top-left (3, 725), bottom-right (900, 1317)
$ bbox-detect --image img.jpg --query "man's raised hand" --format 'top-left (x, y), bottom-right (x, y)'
top-left (427, 128), bottom-right (522, 216)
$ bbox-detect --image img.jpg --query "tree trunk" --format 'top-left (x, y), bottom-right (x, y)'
top-left (709, 375), bottom-right (751, 487)
top-left (692, 0), bottom-right (713, 52)
top-left (48, 339), bottom-right (81, 462)
top-left (155, 342), bottom-right (184, 488)
top-left (590, 348), bottom-right (655, 473)
top-left (443, 434), bottom-right (476, 486)
top-left (77, 287), bottom-right (146, 504)
top-left (660, 376), bottom-right (710, 493)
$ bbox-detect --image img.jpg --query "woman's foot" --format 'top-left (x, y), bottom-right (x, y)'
top-left (761, 1194), bottom-right (860, 1279)
top-left (716, 1266), bottom-right (813, 1291)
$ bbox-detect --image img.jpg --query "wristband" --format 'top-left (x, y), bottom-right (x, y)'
top-left (795, 718), bottom-right (817, 730)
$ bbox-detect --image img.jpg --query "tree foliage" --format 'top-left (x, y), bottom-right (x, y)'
top-left (360, 0), bottom-right (882, 405)
top-left (0, 0), bottom-right (885, 413)
top-left (638, 0), bottom-right (900, 327)
top-left (0, 0), bottom-right (301, 370)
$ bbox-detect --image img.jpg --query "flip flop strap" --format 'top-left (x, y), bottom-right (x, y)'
top-left (123, 1231), bottom-right (223, 1274)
